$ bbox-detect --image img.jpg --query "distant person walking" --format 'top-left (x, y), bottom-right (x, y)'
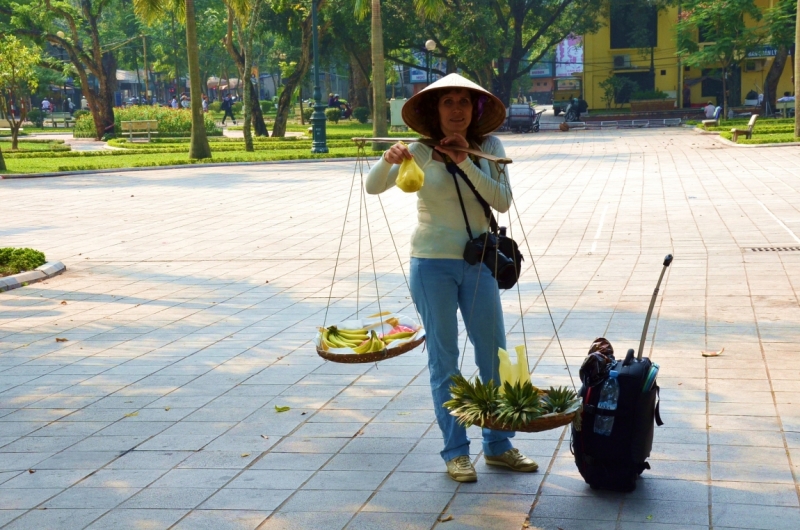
top-left (202, 95), bottom-right (209, 113)
top-left (67, 98), bottom-right (75, 115)
top-left (171, 97), bottom-right (178, 109)
top-left (41, 98), bottom-right (51, 113)
top-left (81, 96), bottom-right (88, 110)
top-left (221, 95), bottom-right (236, 125)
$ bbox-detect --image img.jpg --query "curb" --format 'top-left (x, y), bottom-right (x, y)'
top-left (0, 156), bottom-right (382, 180)
top-left (0, 261), bottom-right (66, 293)
top-left (691, 126), bottom-right (800, 148)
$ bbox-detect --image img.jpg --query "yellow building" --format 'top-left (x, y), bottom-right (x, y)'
top-left (580, 0), bottom-right (794, 112)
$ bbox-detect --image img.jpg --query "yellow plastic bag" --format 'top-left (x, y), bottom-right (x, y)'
top-left (395, 143), bottom-right (424, 193)
top-left (498, 345), bottom-right (530, 388)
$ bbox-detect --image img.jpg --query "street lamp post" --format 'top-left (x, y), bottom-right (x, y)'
top-left (310, 0), bottom-right (328, 153)
top-left (425, 40), bottom-right (436, 85)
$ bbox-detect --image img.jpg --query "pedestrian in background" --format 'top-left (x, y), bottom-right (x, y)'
top-left (221, 95), bottom-right (236, 125)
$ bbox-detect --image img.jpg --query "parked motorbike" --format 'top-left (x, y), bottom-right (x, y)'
top-left (564, 97), bottom-right (588, 122)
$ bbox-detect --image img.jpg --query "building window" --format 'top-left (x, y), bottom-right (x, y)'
top-left (609, 0), bottom-right (658, 50)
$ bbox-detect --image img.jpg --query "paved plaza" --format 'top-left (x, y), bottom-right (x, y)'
top-left (1, 129), bottom-right (800, 529)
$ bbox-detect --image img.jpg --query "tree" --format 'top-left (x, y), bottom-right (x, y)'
top-left (383, 0), bottom-right (605, 107)
top-left (2, 0), bottom-right (128, 140)
top-left (610, 0), bottom-right (675, 90)
top-left (761, 0), bottom-right (796, 116)
top-left (0, 36), bottom-right (40, 151)
top-left (134, 0), bottom-right (211, 159)
top-left (677, 0), bottom-right (766, 118)
top-left (224, 0), bottom-right (268, 148)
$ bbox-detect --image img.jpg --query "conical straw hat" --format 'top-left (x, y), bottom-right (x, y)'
top-left (401, 73), bottom-right (506, 138)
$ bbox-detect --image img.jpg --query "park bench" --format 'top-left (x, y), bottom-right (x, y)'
top-left (731, 114), bottom-right (759, 142)
top-left (46, 112), bottom-right (75, 128)
top-left (701, 106), bottom-right (722, 127)
top-left (120, 120), bottom-right (158, 141)
top-left (0, 118), bottom-right (23, 132)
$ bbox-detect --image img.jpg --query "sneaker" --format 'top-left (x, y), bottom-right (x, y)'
top-left (446, 455), bottom-right (477, 482)
top-left (484, 448), bottom-right (539, 472)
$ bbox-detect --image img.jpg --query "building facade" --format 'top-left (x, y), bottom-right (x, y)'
top-left (580, 0), bottom-right (794, 111)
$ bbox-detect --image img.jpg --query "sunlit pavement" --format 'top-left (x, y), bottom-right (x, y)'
top-left (1, 129), bottom-right (799, 529)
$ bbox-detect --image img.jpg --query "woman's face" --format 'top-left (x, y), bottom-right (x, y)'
top-left (437, 89), bottom-right (473, 137)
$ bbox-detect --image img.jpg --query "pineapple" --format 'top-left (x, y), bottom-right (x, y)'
top-left (444, 374), bottom-right (499, 428)
top-left (541, 386), bottom-right (579, 414)
top-left (494, 381), bottom-right (543, 430)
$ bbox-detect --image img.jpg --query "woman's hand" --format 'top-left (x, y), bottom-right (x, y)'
top-left (384, 142), bottom-right (413, 164)
top-left (434, 133), bottom-right (468, 164)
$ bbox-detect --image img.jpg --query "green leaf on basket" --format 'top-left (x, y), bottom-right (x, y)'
top-left (274, 405), bottom-right (290, 413)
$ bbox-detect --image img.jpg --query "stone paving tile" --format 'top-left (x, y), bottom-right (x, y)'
top-left (346, 511), bottom-right (440, 530)
top-left (0, 508), bottom-right (107, 530)
top-left (85, 508), bottom-right (189, 529)
top-left (172, 509), bottom-right (270, 530)
top-left (257, 511), bottom-right (353, 530)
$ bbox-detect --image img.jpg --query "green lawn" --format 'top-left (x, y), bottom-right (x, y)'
top-left (5, 146), bottom-right (371, 174)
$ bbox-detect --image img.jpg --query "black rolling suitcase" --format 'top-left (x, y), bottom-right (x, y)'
top-left (571, 254), bottom-right (671, 492)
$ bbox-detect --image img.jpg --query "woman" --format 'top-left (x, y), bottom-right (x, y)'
top-left (366, 74), bottom-right (537, 483)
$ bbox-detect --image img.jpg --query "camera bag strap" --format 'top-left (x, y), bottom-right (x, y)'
top-left (444, 156), bottom-right (499, 238)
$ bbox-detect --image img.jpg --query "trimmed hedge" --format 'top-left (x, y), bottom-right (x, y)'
top-left (73, 107), bottom-right (221, 138)
top-left (0, 247), bottom-right (46, 276)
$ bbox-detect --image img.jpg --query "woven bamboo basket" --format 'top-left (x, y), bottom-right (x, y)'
top-left (316, 335), bottom-right (425, 364)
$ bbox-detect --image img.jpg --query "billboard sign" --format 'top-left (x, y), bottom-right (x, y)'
top-left (555, 35), bottom-right (583, 77)
top-left (529, 53), bottom-right (554, 78)
top-left (409, 51), bottom-right (446, 83)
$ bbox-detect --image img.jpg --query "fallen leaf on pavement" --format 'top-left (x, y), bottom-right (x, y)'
top-left (261, 435), bottom-right (269, 440)
top-left (60, 301), bottom-right (67, 305)
top-left (274, 405), bottom-right (290, 413)
top-left (398, 412), bottom-right (411, 416)
top-left (702, 348), bottom-right (724, 357)
top-left (28, 469), bottom-right (35, 474)
top-left (124, 411), bottom-right (139, 418)
top-left (164, 407), bottom-right (171, 411)
top-left (55, 338), bottom-right (68, 342)
top-left (438, 515), bottom-right (453, 522)
top-left (241, 453), bottom-right (250, 457)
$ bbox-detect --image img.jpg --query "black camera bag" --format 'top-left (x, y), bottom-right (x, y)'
top-left (445, 160), bottom-right (523, 289)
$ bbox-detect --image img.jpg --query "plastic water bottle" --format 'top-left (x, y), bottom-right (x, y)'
top-left (594, 370), bottom-right (619, 436)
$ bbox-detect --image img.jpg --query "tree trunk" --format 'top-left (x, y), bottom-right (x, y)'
top-left (185, 0), bottom-right (212, 159)
top-left (224, 4), bottom-right (268, 138)
top-left (0, 146), bottom-right (6, 172)
top-left (722, 67), bottom-right (728, 120)
top-left (243, 48), bottom-right (253, 151)
top-left (347, 50), bottom-right (370, 109)
top-left (371, 0), bottom-right (388, 149)
top-left (272, 14), bottom-right (313, 138)
top-left (763, 46), bottom-right (788, 115)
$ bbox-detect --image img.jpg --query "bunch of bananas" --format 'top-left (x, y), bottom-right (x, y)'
top-left (320, 324), bottom-right (418, 354)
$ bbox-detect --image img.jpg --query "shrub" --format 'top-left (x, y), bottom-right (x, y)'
top-left (353, 107), bottom-right (370, 124)
top-left (325, 108), bottom-right (340, 123)
top-left (260, 100), bottom-right (274, 113)
top-left (302, 107), bottom-right (314, 121)
top-left (0, 247), bottom-right (46, 276)
top-left (232, 101), bottom-right (243, 113)
top-left (630, 89), bottom-right (669, 101)
top-left (74, 106), bottom-right (220, 139)
top-left (209, 101), bottom-right (222, 112)
top-left (27, 108), bottom-right (44, 127)
top-left (72, 110), bottom-right (90, 120)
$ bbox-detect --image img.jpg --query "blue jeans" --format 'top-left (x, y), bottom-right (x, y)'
top-left (410, 257), bottom-right (514, 462)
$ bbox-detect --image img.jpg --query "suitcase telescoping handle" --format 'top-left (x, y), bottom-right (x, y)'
top-left (636, 254), bottom-right (673, 361)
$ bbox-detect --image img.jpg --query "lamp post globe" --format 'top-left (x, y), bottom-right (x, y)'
top-left (425, 40), bottom-right (436, 86)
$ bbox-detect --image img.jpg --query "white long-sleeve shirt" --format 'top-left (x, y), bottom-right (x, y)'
top-left (366, 136), bottom-right (512, 260)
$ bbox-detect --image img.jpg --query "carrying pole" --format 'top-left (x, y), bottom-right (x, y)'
top-left (637, 254), bottom-right (673, 360)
